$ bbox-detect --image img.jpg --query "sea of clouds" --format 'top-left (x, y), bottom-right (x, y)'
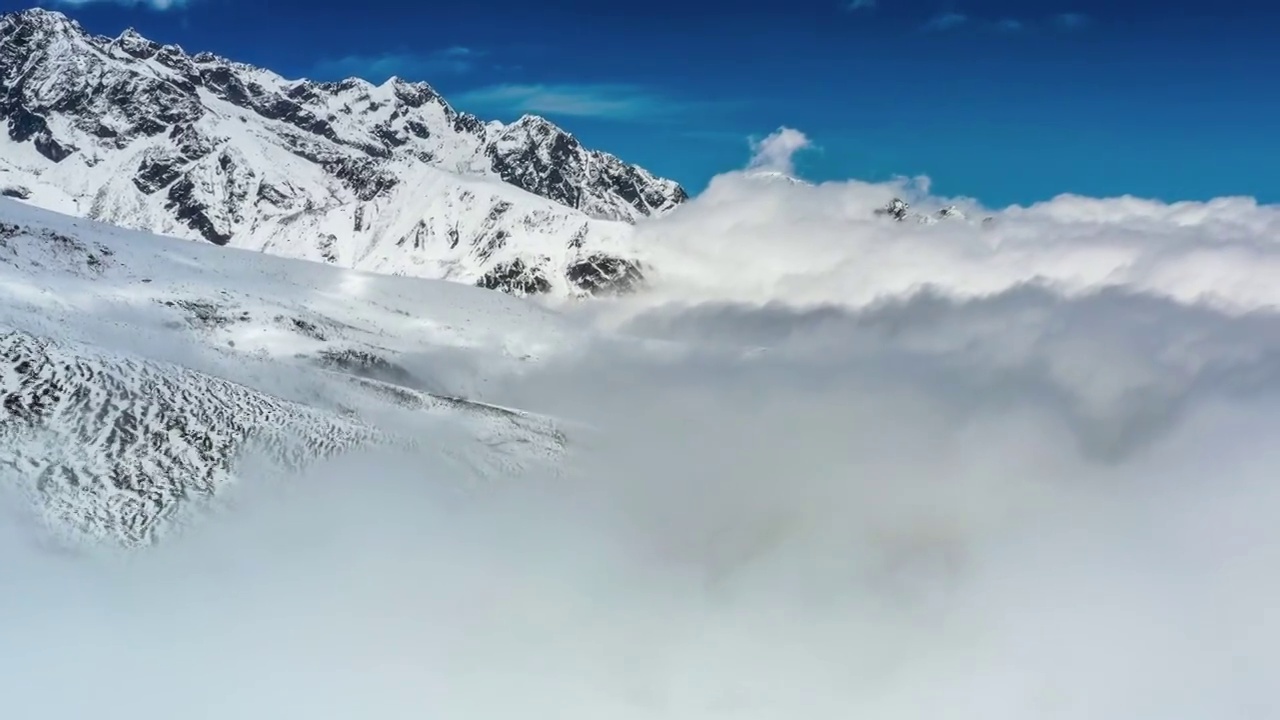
top-left (1, 128), bottom-right (1277, 719)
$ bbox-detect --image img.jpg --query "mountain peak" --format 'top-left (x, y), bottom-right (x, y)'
top-left (112, 26), bottom-right (160, 57)
top-left (3, 7), bottom-right (80, 34)
top-left (508, 113), bottom-right (563, 134)
top-left (0, 10), bottom-right (688, 296)
top-left (385, 76), bottom-right (442, 108)
top-left (5, 7), bottom-right (72, 23)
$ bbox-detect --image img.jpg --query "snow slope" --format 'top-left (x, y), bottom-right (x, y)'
top-left (0, 8), bottom-right (686, 296)
top-left (0, 197), bottom-right (571, 546)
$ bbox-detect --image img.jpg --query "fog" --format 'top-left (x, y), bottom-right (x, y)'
top-left (2, 129), bottom-right (1277, 718)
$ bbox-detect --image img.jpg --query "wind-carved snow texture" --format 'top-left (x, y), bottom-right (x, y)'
top-left (0, 8), bottom-right (685, 297)
top-left (0, 199), bottom-right (569, 547)
top-left (0, 328), bottom-right (393, 546)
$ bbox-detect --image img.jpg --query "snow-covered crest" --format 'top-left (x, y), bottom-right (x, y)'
top-left (0, 8), bottom-right (686, 296)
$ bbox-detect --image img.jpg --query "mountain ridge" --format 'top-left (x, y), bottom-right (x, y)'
top-left (0, 7), bottom-right (685, 296)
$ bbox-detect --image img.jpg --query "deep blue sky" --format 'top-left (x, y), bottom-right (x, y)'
top-left (16, 0), bottom-right (1279, 206)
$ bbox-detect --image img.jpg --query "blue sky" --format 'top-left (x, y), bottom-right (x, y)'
top-left (20, 0), bottom-right (1279, 206)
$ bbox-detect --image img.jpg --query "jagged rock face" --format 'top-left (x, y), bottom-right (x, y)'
top-left (0, 8), bottom-right (685, 296)
top-left (487, 115), bottom-right (687, 220)
top-left (876, 198), bottom-right (912, 221)
top-left (476, 258), bottom-right (554, 296)
top-left (566, 254), bottom-right (646, 295)
top-left (875, 198), bottom-right (979, 225)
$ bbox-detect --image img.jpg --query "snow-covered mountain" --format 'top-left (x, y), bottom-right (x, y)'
top-left (875, 197), bottom-right (971, 224)
top-left (0, 197), bottom-right (571, 546)
top-left (0, 8), bottom-right (687, 296)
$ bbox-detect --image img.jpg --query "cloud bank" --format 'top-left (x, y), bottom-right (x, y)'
top-left (2, 129), bottom-right (1279, 718)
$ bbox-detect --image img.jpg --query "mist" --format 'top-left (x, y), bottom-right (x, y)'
top-left (1, 128), bottom-right (1277, 718)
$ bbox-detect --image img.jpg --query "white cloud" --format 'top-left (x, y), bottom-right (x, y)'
top-left (627, 170), bottom-right (1280, 315)
top-left (1054, 12), bottom-right (1091, 29)
top-left (312, 48), bottom-right (482, 82)
top-left (747, 127), bottom-right (813, 176)
top-left (844, 0), bottom-right (876, 10)
top-left (922, 11), bottom-right (968, 30)
top-left (3, 128), bottom-right (1280, 718)
top-left (453, 83), bottom-right (700, 121)
top-left (45, 0), bottom-right (189, 9)
top-left (921, 13), bottom-right (1036, 33)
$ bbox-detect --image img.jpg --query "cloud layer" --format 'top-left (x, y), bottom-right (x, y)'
top-left (452, 82), bottom-right (705, 121)
top-left (2, 130), bottom-right (1279, 718)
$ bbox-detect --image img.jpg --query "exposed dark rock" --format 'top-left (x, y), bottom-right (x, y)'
top-left (276, 315), bottom-right (328, 341)
top-left (113, 28), bottom-right (160, 59)
top-left (566, 254), bottom-right (645, 295)
top-left (318, 233), bottom-right (338, 263)
top-left (160, 298), bottom-right (238, 328)
top-left (133, 157), bottom-right (183, 194)
top-left (165, 178), bottom-right (231, 245)
top-left (476, 258), bottom-right (553, 296)
top-left (876, 198), bottom-right (910, 221)
top-left (390, 79), bottom-right (438, 108)
top-left (256, 182), bottom-right (290, 207)
top-left (315, 348), bottom-right (419, 389)
top-left (452, 112), bottom-right (484, 136)
top-left (486, 115), bottom-right (687, 221)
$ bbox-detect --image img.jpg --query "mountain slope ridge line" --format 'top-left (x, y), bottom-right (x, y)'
top-left (0, 7), bottom-right (686, 296)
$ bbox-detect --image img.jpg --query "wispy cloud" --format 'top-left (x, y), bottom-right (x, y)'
top-left (923, 12), bottom-right (1090, 34)
top-left (452, 83), bottom-right (716, 122)
top-left (1053, 12), bottom-right (1091, 29)
top-left (311, 48), bottom-right (483, 83)
top-left (922, 11), bottom-right (968, 31)
top-left (748, 127), bottom-right (815, 176)
top-left (844, 0), bottom-right (876, 11)
top-left (44, 0), bottom-right (190, 9)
